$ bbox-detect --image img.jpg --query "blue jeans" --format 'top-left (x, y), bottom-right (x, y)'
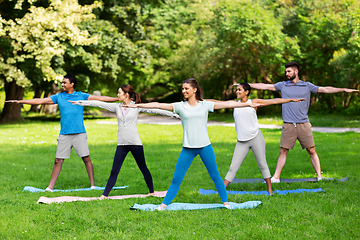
top-left (162, 145), bottom-right (228, 205)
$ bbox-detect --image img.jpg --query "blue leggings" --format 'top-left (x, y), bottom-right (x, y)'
top-left (162, 145), bottom-right (228, 205)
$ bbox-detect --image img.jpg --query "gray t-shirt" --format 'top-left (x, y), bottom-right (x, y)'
top-left (172, 100), bottom-right (215, 148)
top-left (274, 80), bottom-right (319, 123)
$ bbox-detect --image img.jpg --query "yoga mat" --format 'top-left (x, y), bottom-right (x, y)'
top-left (24, 185), bottom-right (128, 193)
top-left (130, 201), bottom-right (262, 211)
top-left (199, 188), bottom-right (324, 196)
top-left (231, 176), bottom-right (348, 183)
top-left (37, 191), bottom-right (167, 204)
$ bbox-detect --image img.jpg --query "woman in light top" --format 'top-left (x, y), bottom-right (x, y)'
top-left (70, 84), bottom-right (179, 198)
top-left (222, 82), bottom-right (304, 194)
top-left (125, 78), bottom-right (262, 210)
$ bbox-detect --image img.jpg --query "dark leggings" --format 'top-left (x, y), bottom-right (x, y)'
top-left (103, 145), bottom-right (154, 196)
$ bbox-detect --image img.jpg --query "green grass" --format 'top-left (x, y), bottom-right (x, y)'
top-left (0, 119), bottom-right (359, 239)
top-left (209, 111), bottom-right (360, 128)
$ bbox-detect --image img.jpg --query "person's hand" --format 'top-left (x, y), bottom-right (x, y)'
top-left (249, 102), bottom-right (264, 108)
top-left (68, 100), bottom-right (78, 105)
top-left (5, 100), bottom-right (20, 103)
top-left (292, 98), bottom-right (306, 102)
top-left (345, 89), bottom-right (359, 93)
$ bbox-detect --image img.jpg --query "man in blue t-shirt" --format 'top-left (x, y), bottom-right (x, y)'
top-left (250, 62), bottom-right (358, 183)
top-left (7, 74), bottom-right (118, 191)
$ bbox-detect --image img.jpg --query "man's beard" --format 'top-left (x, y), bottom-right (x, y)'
top-left (287, 74), bottom-right (296, 81)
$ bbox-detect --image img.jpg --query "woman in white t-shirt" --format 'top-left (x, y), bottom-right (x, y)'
top-left (126, 78), bottom-right (261, 210)
top-left (223, 83), bottom-right (304, 194)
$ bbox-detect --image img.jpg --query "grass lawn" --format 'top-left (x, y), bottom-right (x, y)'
top-left (0, 118), bottom-right (359, 239)
top-left (209, 111), bottom-right (360, 128)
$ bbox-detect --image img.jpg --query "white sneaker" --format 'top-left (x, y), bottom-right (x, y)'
top-left (271, 177), bottom-right (280, 183)
top-left (317, 177), bottom-right (322, 181)
top-left (90, 186), bottom-right (96, 190)
top-left (45, 187), bottom-right (53, 192)
top-left (224, 204), bottom-right (231, 209)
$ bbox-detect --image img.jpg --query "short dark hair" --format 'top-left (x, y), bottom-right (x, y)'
top-left (239, 82), bottom-right (251, 95)
top-left (183, 78), bottom-right (203, 101)
top-left (285, 62), bottom-right (299, 71)
top-left (64, 74), bottom-right (77, 89)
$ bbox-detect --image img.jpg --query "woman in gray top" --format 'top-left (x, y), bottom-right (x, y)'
top-left (71, 84), bottom-right (179, 198)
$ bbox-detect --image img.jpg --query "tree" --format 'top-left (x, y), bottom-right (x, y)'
top-left (0, 0), bottom-right (100, 123)
top-left (197, 0), bottom-right (300, 99)
top-left (278, 0), bottom-right (359, 110)
top-left (61, 0), bottom-right (153, 96)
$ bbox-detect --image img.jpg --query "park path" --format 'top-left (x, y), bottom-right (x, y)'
top-left (97, 113), bottom-right (360, 133)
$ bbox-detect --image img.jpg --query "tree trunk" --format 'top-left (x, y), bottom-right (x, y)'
top-left (0, 80), bottom-right (25, 124)
top-left (29, 86), bottom-right (43, 112)
top-left (40, 83), bottom-right (59, 115)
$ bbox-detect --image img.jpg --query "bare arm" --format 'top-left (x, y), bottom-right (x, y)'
top-left (317, 86), bottom-right (359, 94)
top-left (248, 83), bottom-right (276, 91)
top-left (5, 98), bottom-right (53, 105)
top-left (205, 99), bottom-right (237, 103)
top-left (253, 98), bottom-right (305, 107)
top-left (214, 101), bottom-right (262, 109)
top-left (125, 102), bottom-right (173, 111)
top-left (88, 95), bottom-right (119, 102)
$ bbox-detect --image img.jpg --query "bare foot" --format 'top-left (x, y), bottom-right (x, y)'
top-left (99, 195), bottom-right (108, 200)
top-left (149, 192), bottom-right (155, 196)
top-left (159, 203), bottom-right (167, 210)
top-left (223, 202), bottom-right (231, 209)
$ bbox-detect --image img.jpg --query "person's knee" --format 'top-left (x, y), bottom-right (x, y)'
top-left (306, 147), bottom-right (317, 155)
top-left (54, 158), bottom-right (64, 165)
top-left (110, 170), bottom-right (120, 177)
top-left (171, 175), bottom-right (183, 185)
top-left (82, 155), bottom-right (91, 163)
top-left (279, 148), bottom-right (289, 155)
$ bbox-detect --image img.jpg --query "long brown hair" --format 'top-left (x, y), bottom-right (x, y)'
top-left (120, 84), bottom-right (141, 104)
top-left (183, 78), bottom-right (203, 101)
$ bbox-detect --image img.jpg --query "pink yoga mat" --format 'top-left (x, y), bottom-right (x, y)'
top-left (37, 191), bottom-right (167, 204)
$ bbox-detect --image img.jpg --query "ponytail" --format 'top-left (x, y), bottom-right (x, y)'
top-left (133, 91), bottom-right (141, 104)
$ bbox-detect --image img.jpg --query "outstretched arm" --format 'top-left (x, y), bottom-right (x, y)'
top-left (5, 98), bottom-right (53, 105)
top-left (205, 99), bottom-right (237, 103)
top-left (88, 95), bottom-right (119, 102)
top-left (248, 83), bottom-right (276, 91)
top-left (125, 102), bottom-right (173, 111)
top-left (214, 101), bottom-right (262, 109)
top-left (317, 86), bottom-right (359, 94)
top-left (253, 98), bottom-right (305, 107)
top-left (69, 100), bottom-right (117, 112)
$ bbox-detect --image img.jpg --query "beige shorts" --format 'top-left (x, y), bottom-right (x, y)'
top-left (280, 122), bottom-right (315, 149)
top-left (56, 133), bottom-right (90, 159)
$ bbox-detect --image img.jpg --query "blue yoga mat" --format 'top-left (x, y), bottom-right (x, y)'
top-left (231, 177), bottom-right (348, 183)
top-left (23, 185), bottom-right (128, 193)
top-left (130, 201), bottom-right (262, 211)
top-left (199, 188), bottom-right (324, 196)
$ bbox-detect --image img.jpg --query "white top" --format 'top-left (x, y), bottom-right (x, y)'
top-left (172, 100), bottom-right (214, 148)
top-left (233, 99), bottom-right (259, 141)
top-left (75, 100), bottom-right (179, 146)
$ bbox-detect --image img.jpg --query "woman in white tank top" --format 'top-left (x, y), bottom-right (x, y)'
top-left (214, 83), bottom-right (304, 194)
